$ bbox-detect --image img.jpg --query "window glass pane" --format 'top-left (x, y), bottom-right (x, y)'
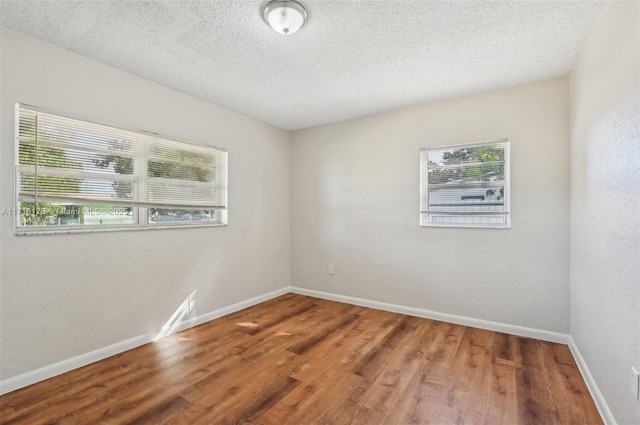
top-left (148, 160), bottom-right (214, 182)
top-left (428, 164), bottom-right (504, 184)
top-left (428, 144), bottom-right (505, 165)
top-left (147, 181), bottom-right (222, 207)
top-left (18, 173), bottom-right (135, 202)
top-left (19, 203), bottom-right (134, 227)
top-left (428, 186), bottom-right (505, 209)
top-left (149, 208), bottom-right (221, 224)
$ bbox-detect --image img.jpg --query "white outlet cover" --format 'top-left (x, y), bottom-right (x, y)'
top-left (632, 366), bottom-right (639, 401)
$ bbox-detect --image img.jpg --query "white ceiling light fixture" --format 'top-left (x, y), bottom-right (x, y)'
top-left (263, 0), bottom-right (308, 35)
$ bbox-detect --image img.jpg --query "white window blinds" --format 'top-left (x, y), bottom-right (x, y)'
top-left (16, 105), bottom-right (227, 231)
top-left (420, 140), bottom-right (510, 228)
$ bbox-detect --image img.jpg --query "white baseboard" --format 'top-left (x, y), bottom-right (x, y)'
top-left (0, 286), bottom-right (290, 396)
top-left (0, 333), bottom-right (153, 396)
top-left (176, 286), bottom-right (291, 333)
top-left (568, 337), bottom-right (618, 425)
top-left (290, 286), bottom-right (569, 344)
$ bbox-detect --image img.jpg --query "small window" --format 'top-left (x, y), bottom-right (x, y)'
top-left (420, 139), bottom-right (510, 228)
top-left (15, 105), bottom-right (227, 234)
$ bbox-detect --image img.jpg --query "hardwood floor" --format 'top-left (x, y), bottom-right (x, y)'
top-left (0, 294), bottom-right (602, 425)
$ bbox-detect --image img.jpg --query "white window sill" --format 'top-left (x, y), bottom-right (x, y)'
top-left (421, 223), bottom-right (510, 229)
top-left (15, 223), bottom-right (227, 236)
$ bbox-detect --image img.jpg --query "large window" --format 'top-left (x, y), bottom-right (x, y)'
top-left (420, 139), bottom-right (510, 228)
top-left (15, 105), bottom-right (227, 234)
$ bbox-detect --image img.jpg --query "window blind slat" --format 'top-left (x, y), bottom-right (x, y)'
top-left (18, 194), bottom-right (226, 210)
top-left (19, 137), bottom-right (136, 159)
top-left (426, 160), bottom-right (505, 170)
top-left (18, 166), bottom-right (137, 182)
top-left (428, 181), bottom-right (505, 190)
top-left (421, 211), bottom-right (509, 216)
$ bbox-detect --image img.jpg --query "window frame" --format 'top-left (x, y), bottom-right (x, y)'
top-left (14, 104), bottom-right (228, 235)
top-left (420, 139), bottom-right (511, 229)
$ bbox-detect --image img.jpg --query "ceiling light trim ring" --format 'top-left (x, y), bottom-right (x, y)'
top-left (263, 0), bottom-right (308, 36)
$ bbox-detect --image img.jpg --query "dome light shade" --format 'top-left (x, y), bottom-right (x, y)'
top-left (263, 0), bottom-right (307, 35)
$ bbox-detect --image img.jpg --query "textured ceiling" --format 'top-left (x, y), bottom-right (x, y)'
top-left (0, 0), bottom-right (603, 130)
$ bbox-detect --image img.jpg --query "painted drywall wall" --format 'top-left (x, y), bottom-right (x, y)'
top-left (291, 78), bottom-right (570, 333)
top-left (569, 1), bottom-right (640, 423)
top-left (0, 28), bottom-right (290, 381)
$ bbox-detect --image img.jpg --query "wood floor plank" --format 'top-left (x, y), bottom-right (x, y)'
top-left (387, 321), bottom-right (467, 424)
top-left (357, 317), bottom-right (434, 412)
top-left (517, 337), bottom-right (563, 425)
top-left (0, 294), bottom-right (603, 425)
top-left (288, 308), bottom-right (399, 382)
top-left (452, 328), bottom-right (495, 423)
top-left (481, 355), bottom-right (519, 424)
top-left (256, 365), bottom-right (364, 425)
top-left (184, 353), bottom-right (303, 425)
top-left (543, 342), bottom-right (602, 425)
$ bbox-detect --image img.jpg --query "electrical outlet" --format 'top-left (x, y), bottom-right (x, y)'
top-left (632, 366), bottom-right (639, 401)
top-left (328, 265), bottom-right (334, 275)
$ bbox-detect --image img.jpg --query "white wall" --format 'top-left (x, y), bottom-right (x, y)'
top-left (0, 28), bottom-right (290, 381)
top-left (291, 78), bottom-right (570, 333)
top-left (569, 1), bottom-right (640, 423)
